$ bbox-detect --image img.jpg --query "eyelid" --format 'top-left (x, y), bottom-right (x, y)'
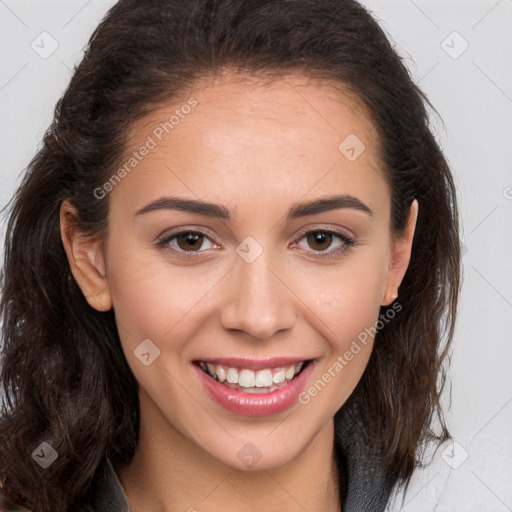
top-left (156, 225), bottom-right (220, 244)
top-left (291, 224), bottom-right (355, 244)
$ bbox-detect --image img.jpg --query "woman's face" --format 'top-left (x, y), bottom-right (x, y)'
top-left (65, 73), bottom-right (417, 471)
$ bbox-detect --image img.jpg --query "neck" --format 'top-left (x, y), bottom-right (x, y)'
top-left (117, 390), bottom-right (342, 512)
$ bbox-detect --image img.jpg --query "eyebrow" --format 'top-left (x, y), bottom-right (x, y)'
top-left (134, 194), bottom-right (373, 221)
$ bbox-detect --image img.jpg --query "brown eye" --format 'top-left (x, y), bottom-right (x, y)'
top-left (157, 230), bottom-right (215, 254)
top-left (295, 229), bottom-right (355, 259)
top-left (306, 231), bottom-right (334, 251)
top-left (176, 232), bottom-right (205, 251)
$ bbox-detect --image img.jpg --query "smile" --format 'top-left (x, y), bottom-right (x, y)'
top-left (197, 360), bottom-right (307, 392)
top-left (193, 358), bottom-right (316, 416)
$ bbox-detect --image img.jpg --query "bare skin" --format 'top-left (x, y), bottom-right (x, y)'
top-left (61, 72), bottom-right (418, 512)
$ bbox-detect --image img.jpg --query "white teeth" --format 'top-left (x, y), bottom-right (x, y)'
top-left (255, 369), bottom-right (273, 387)
top-left (215, 364), bottom-right (226, 383)
top-left (238, 369), bottom-right (255, 387)
top-left (199, 361), bottom-right (308, 389)
top-left (285, 366), bottom-right (295, 380)
top-left (272, 370), bottom-right (286, 384)
top-left (226, 367), bottom-right (238, 384)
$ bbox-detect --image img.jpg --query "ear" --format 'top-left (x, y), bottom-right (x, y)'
top-left (380, 199), bottom-right (419, 306)
top-left (60, 199), bottom-right (112, 312)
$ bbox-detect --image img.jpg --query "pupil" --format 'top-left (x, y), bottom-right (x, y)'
top-left (308, 232), bottom-right (331, 251)
top-left (177, 232), bottom-right (202, 251)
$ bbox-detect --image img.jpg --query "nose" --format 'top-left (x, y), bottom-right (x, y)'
top-left (220, 253), bottom-right (297, 340)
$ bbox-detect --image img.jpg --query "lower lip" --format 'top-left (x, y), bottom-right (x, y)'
top-left (194, 361), bottom-right (315, 417)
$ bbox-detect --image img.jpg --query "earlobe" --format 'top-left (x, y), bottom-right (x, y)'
top-left (380, 286), bottom-right (399, 307)
top-left (59, 200), bottom-right (112, 312)
top-left (380, 199), bottom-right (419, 306)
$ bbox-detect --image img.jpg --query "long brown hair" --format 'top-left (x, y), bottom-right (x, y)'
top-left (0, 0), bottom-right (461, 510)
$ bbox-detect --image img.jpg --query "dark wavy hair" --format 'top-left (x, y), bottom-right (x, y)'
top-left (0, 0), bottom-right (461, 510)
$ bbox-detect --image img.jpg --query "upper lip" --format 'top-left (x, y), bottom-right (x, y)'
top-left (194, 356), bottom-right (314, 370)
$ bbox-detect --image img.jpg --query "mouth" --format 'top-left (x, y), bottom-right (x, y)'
top-left (193, 358), bottom-right (313, 394)
top-left (193, 357), bottom-right (316, 416)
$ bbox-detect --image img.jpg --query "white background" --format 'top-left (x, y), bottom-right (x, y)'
top-left (0, 1), bottom-right (511, 510)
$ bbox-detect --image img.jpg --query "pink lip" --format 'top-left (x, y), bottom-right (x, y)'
top-left (193, 360), bottom-right (315, 417)
top-left (194, 356), bottom-right (310, 370)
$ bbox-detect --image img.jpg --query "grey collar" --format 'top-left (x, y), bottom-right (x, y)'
top-left (94, 458), bottom-right (131, 512)
top-left (334, 407), bottom-right (396, 511)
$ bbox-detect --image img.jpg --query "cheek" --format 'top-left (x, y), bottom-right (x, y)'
top-left (292, 260), bottom-right (385, 411)
top-left (297, 252), bottom-right (387, 347)
top-left (106, 243), bottom-right (222, 353)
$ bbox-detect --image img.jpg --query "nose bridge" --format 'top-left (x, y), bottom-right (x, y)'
top-left (220, 245), bottom-right (297, 339)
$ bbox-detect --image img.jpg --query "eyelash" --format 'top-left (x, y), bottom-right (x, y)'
top-left (155, 227), bottom-right (357, 261)
top-left (292, 228), bottom-right (356, 260)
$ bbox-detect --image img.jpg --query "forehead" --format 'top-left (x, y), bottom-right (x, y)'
top-left (132, 72), bottom-right (376, 148)
top-left (113, 72), bottom-right (389, 220)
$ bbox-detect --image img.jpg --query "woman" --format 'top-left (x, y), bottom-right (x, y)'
top-left (0, 0), bottom-right (461, 511)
